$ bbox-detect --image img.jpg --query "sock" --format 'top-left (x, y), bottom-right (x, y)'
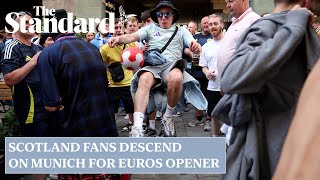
top-left (149, 119), bottom-right (156, 130)
top-left (133, 112), bottom-right (144, 128)
top-left (163, 104), bottom-right (176, 117)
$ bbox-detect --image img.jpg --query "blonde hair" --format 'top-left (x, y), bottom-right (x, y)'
top-left (208, 14), bottom-right (224, 24)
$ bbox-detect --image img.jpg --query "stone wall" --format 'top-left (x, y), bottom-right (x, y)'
top-left (42, 0), bottom-right (77, 15)
top-left (252, 0), bottom-right (274, 16)
top-left (42, 0), bottom-right (105, 19)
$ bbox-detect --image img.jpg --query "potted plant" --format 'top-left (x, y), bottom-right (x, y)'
top-left (0, 109), bottom-right (22, 179)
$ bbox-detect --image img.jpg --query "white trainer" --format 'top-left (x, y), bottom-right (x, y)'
top-left (129, 126), bottom-right (144, 137)
top-left (161, 116), bottom-right (176, 137)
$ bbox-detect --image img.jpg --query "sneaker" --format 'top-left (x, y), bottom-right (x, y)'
top-left (122, 122), bottom-right (132, 131)
top-left (142, 124), bottom-right (148, 133)
top-left (156, 111), bottom-right (162, 120)
top-left (161, 116), bottom-right (176, 137)
top-left (184, 107), bottom-right (189, 112)
top-left (172, 111), bottom-right (181, 117)
top-left (204, 120), bottom-right (212, 131)
top-left (124, 114), bottom-right (129, 120)
top-left (157, 129), bottom-right (165, 137)
top-left (188, 119), bottom-right (204, 127)
top-left (130, 126), bottom-right (144, 137)
top-left (144, 128), bottom-right (157, 137)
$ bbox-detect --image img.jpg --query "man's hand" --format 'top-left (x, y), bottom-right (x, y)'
top-left (30, 51), bottom-right (41, 67)
top-left (291, 4), bottom-right (314, 23)
top-left (189, 41), bottom-right (201, 54)
top-left (107, 37), bottom-right (120, 48)
top-left (206, 71), bottom-right (215, 80)
top-left (142, 43), bottom-right (150, 53)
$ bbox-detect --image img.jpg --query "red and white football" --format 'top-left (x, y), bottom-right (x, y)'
top-left (120, 47), bottom-right (144, 71)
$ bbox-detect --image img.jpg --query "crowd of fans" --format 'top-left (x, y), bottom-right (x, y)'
top-left (1, 0), bottom-right (320, 179)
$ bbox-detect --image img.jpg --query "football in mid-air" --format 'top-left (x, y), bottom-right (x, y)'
top-left (120, 47), bottom-right (144, 71)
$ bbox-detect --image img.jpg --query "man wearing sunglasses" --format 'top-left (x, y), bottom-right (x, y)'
top-left (108, 0), bottom-right (202, 137)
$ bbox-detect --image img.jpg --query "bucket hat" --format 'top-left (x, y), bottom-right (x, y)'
top-left (150, 0), bottom-right (180, 23)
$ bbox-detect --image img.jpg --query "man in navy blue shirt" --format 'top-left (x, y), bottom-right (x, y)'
top-left (1, 12), bottom-right (58, 137)
top-left (185, 16), bottom-right (212, 127)
top-left (37, 9), bottom-right (118, 137)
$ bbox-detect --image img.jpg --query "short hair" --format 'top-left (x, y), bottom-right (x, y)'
top-left (125, 16), bottom-right (138, 28)
top-left (188, 21), bottom-right (196, 26)
top-left (208, 14), bottom-right (224, 24)
top-left (114, 18), bottom-right (123, 25)
top-left (96, 19), bottom-right (109, 32)
top-left (140, 10), bottom-right (151, 22)
top-left (127, 16), bottom-right (139, 23)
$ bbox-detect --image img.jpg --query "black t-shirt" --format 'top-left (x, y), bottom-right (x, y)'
top-left (192, 33), bottom-right (212, 79)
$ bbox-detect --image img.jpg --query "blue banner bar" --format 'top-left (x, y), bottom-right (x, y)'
top-left (5, 137), bottom-right (226, 174)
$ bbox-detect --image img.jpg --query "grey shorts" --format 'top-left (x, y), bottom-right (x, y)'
top-left (137, 59), bottom-right (186, 88)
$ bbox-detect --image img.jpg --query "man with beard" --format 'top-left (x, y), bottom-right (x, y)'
top-left (198, 14), bottom-right (224, 135)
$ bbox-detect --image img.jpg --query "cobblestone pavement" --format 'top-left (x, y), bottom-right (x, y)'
top-left (115, 105), bottom-right (222, 180)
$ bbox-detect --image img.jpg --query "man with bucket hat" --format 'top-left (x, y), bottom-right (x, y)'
top-left (108, 0), bottom-right (203, 137)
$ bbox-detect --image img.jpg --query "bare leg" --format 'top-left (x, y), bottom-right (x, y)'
top-left (195, 108), bottom-right (203, 118)
top-left (212, 117), bottom-right (222, 136)
top-left (149, 109), bottom-right (156, 120)
top-left (162, 68), bottom-right (183, 137)
top-left (130, 72), bottom-right (157, 137)
top-left (129, 113), bottom-right (133, 123)
top-left (166, 68), bottom-right (183, 107)
top-left (134, 72), bottom-right (156, 113)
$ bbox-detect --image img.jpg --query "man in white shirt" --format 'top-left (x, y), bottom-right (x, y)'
top-left (199, 14), bottom-right (224, 136)
top-left (217, 0), bottom-right (260, 146)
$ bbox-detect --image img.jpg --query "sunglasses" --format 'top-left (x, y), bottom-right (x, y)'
top-left (13, 11), bottom-right (33, 20)
top-left (156, 12), bottom-right (173, 19)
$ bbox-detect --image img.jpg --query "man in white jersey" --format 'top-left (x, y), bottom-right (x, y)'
top-left (199, 14), bottom-right (224, 135)
top-left (108, 0), bottom-right (201, 137)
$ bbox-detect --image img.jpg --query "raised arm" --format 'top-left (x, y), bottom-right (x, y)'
top-left (108, 33), bottom-right (140, 48)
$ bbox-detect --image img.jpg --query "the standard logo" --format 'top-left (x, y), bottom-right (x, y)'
top-left (5, 6), bottom-right (115, 34)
